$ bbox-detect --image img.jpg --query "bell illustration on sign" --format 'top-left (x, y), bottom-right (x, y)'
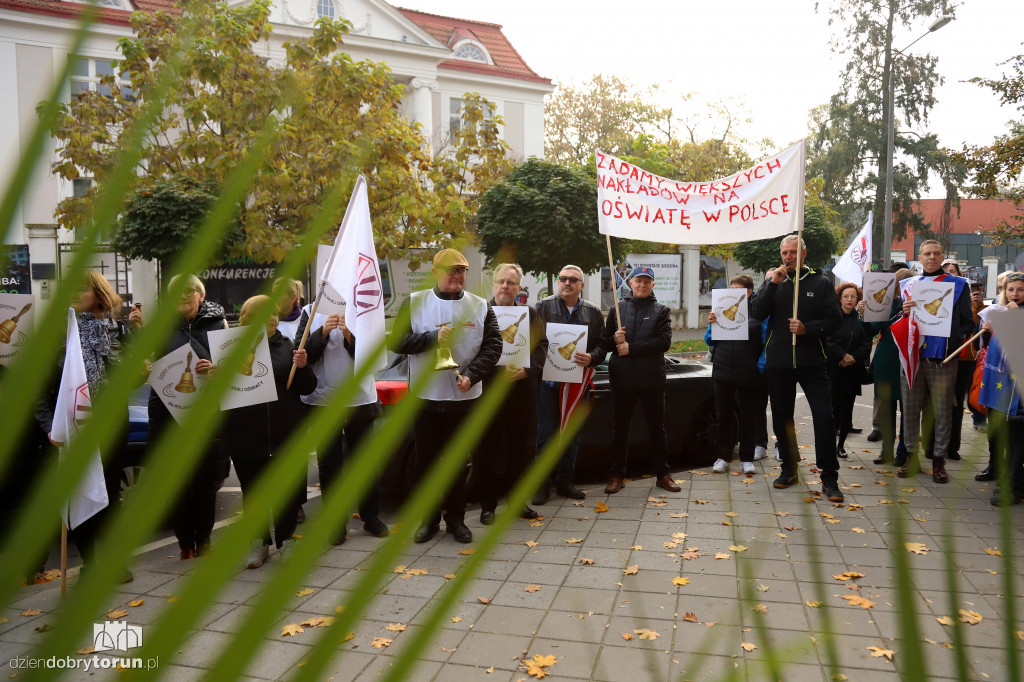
top-left (0, 302), bottom-right (31, 344)
top-left (175, 351), bottom-right (197, 393)
top-left (500, 312), bottom-right (527, 345)
top-left (558, 332), bottom-right (585, 360)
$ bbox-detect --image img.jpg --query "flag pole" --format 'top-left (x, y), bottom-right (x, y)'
top-left (286, 280), bottom-right (325, 389)
top-left (792, 141), bottom-right (807, 360)
top-left (605, 235), bottom-right (623, 334)
top-left (60, 520), bottom-right (67, 598)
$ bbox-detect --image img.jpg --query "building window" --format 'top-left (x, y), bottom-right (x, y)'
top-left (72, 178), bottom-right (94, 198)
top-left (69, 57), bottom-right (135, 100)
top-left (316, 0), bottom-right (335, 19)
top-left (453, 42), bottom-right (488, 63)
top-left (67, 0), bottom-right (128, 8)
top-left (449, 97), bottom-right (462, 138)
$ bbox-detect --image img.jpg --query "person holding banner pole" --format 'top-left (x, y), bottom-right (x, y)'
top-left (474, 263), bottom-right (547, 523)
top-left (752, 235), bottom-right (844, 502)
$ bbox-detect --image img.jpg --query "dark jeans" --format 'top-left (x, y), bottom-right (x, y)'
top-left (316, 408), bottom-right (380, 525)
top-left (537, 382), bottom-right (589, 485)
top-left (475, 383), bottom-right (538, 513)
top-left (715, 379), bottom-right (763, 463)
top-left (754, 378), bottom-right (769, 449)
top-left (831, 384), bottom-right (856, 451)
top-left (232, 457), bottom-right (303, 549)
top-left (610, 388), bottom-right (669, 477)
top-left (172, 453), bottom-right (228, 552)
top-left (768, 365), bottom-right (838, 482)
top-left (414, 408), bottom-right (471, 526)
top-left (947, 360), bottom-right (975, 456)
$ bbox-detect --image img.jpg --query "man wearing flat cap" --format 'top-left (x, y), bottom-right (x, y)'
top-left (391, 248), bottom-right (502, 544)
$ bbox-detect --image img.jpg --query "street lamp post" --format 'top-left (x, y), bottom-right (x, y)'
top-left (882, 15), bottom-right (953, 268)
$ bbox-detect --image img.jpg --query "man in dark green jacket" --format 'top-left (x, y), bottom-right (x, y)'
top-left (752, 235), bottom-right (844, 501)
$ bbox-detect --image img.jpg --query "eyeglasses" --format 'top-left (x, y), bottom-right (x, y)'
top-left (558, 276), bottom-right (581, 284)
top-left (443, 266), bottom-right (468, 276)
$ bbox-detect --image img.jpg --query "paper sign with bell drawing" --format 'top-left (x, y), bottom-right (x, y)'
top-left (0, 293), bottom-right (34, 366)
top-left (909, 279), bottom-right (955, 338)
top-left (862, 273), bottom-right (898, 323)
top-left (710, 289), bottom-right (749, 341)
top-left (493, 306), bottom-right (531, 368)
top-left (208, 326), bottom-right (279, 411)
top-left (149, 343), bottom-right (207, 424)
top-left (543, 323), bottom-right (586, 383)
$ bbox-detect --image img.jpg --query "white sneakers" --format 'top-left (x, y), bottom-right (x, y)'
top-left (742, 462), bottom-right (756, 476)
top-left (245, 540), bottom-right (269, 569)
top-left (712, 458), bottom-right (730, 473)
top-left (753, 446), bottom-right (768, 461)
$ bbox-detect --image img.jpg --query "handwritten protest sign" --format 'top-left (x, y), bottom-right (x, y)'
top-left (543, 323), bottom-right (586, 383)
top-left (208, 326), bottom-right (279, 411)
top-left (149, 343), bottom-right (206, 424)
top-left (710, 289), bottom-right (749, 341)
top-left (493, 306), bottom-right (531, 368)
top-left (862, 273), bottom-right (898, 323)
top-left (596, 141), bottom-right (805, 244)
top-left (0, 293), bottom-right (34, 366)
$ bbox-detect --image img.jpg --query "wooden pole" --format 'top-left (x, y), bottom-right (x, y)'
top-left (286, 280), bottom-right (326, 389)
top-left (60, 521), bottom-right (67, 598)
top-left (942, 329), bottom-right (983, 364)
top-left (606, 235), bottom-right (624, 334)
top-left (792, 140), bottom-right (807, 362)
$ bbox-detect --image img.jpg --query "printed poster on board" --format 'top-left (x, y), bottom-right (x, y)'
top-left (208, 326), bottom-right (279, 411)
top-left (908, 279), bottom-right (956, 338)
top-left (493, 306), bottom-right (531, 368)
top-left (710, 289), bottom-right (749, 341)
top-left (988, 308), bottom-right (1024, 402)
top-left (543, 323), bottom-right (586, 383)
top-left (0, 293), bottom-right (34, 366)
top-left (862, 273), bottom-right (898, 323)
top-left (149, 343), bottom-right (207, 424)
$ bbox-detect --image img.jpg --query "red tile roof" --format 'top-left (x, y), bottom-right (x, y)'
top-left (0, 0), bottom-right (179, 27)
top-left (395, 6), bottom-right (550, 85)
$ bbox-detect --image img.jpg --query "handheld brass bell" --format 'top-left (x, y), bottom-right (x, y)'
top-left (434, 346), bottom-right (460, 373)
top-left (873, 286), bottom-right (888, 304)
top-left (0, 302), bottom-right (32, 344)
top-left (923, 289), bottom-right (952, 316)
top-left (558, 331), bottom-right (586, 360)
top-left (500, 312), bottom-right (527, 344)
top-left (721, 294), bottom-right (746, 322)
top-left (175, 350), bottom-right (198, 393)
top-left (239, 333), bottom-right (264, 376)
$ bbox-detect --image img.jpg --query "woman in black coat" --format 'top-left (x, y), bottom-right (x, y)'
top-left (826, 283), bottom-right (873, 459)
top-left (222, 296), bottom-right (316, 569)
top-left (147, 274), bottom-right (228, 560)
top-left (603, 267), bottom-right (679, 494)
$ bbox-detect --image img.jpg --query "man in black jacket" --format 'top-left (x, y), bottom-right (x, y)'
top-left (603, 266), bottom-right (680, 494)
top-left (475, 263), bottom-right (548, 523)
top-left (752, 235), bottom-right (844, 502)
top-left (533, 264), bottom-right (610, 503)
top-left (390, 249), bottom-right (502, 543)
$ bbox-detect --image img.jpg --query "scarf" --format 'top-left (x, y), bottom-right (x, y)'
top-left (76, 311), bottom-right (110, 396)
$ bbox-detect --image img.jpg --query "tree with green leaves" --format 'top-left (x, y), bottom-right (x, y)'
top-left (49, 0), bottom-right (511, 265)
top-left (477, 158), bottom-right (629, 291)
top-left (958, 51), bottom-right (1024, 246)
top-left (811, 0), bottom-right (963, 252)
top-left (733, 203), bottom-right (844, 274)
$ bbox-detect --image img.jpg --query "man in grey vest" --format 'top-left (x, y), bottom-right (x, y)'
top-left (391, 248), bottom-right (502, 543)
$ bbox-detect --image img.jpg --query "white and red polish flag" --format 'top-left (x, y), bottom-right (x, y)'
top-left (596, 140), bottom-right (805, 244)
top-left (890, 279), bottom-right (920, 390)
top-left (320, 175), bottom-right (387, 372)
top-left (831, 212), bottom-right (873, 286)
top-left (51, 307), bottom-right (108, 530)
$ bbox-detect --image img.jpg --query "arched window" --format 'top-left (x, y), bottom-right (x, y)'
top-left (316, 0), bottom-right (336, 20)
top-left (453, 42), bottom-right (488, 64)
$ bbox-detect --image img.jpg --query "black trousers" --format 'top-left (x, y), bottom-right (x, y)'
top-left (714, 379), bottom-right (763, 463)
top-left (831, 385), bottom-right (856, 450)
top-left (315, 407), bottom-right (380, 526)
top-left (474, 383), bottom-right (538, 513)
top-left (172, 451), bottom-right (227, 552)
top-left (414, 408), bottom-right (471, 526)
top-left (768, 365), bottom-right (838, 482)
top-left (754, 378), bottom-right (769, 448)
top-left (986, 409), bottom-right (1009, 473)
top-left (73, 418), bottom-right (131, 563)
top-left (610, 388), bottom-right (669, 477)
top-left (232, 457), bottom-right (303, 548)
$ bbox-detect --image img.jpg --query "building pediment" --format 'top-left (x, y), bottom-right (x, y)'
top-left (271, 0), bottom-right (444, 49)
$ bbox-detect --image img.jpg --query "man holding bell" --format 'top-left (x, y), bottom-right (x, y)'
top-left (391, 248), bottom-right (502, 543)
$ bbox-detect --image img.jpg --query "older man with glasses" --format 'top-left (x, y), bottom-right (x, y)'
top-left (391, 248), bottom-right (502, 543)
top-left (532, 265), bottom-right (610, 504)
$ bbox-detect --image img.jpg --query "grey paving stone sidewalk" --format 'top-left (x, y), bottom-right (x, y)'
top-left (3, 422), bottom-right (1022, 681)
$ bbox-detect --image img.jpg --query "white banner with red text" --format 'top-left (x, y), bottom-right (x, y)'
top-left (596, 141), bottom-right (805, 245)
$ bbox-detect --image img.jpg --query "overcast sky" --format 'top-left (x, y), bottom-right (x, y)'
top-left (397, 0), bottom-right (1023, 198)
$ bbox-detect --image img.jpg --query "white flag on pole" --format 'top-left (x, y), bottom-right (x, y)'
top-left (319, 175), bottom-right (387, 372)
top-left (51, 308), bottom-right (109, 530)
top-left (831, 212), bottom-right (874, 285)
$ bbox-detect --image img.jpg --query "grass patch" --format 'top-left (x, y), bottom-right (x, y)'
top-left (670, 339), bottom-right (709, 354)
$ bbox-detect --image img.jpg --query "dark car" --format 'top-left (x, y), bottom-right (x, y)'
top-left (374, 355), bottom-right (733, 487)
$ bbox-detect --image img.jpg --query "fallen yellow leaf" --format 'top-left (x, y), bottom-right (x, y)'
top-left (832, 571), bottom-right (866, 581)
top-left (451, 616), bottom-right (462, 623)
top-left (20, 609), bottom-right (41, 617)
top-left (295, 588), bottom-right (314, 597)
top-left (904, 542), bottom-right (930, 555)
top-left (477, 597), bottom-right (491, 604)
top-left (630, 545), bottom-right (643, 551)
top-left (623, 565), bottom-right (639, 575)
top-left (524, 654), bottom-right (558, 679)
top-left (106, 609), bottom-right (128, 619)
top-left (668, 512), bottom-right (688, 518)
top-left (672, 576), bottom-right (690, 586)
top-left (128, 599), bottom-right (144, 607)
top-left (525, 584), bottom-right (542, 593)
top-left (579, 557), bottom-right (595, 565)
top-left (741, 642), bottom-right (757, 652)
top-left (867, 646), bottom-right (895, 661)
top-left (984, 547), bottom-right (1002, 556)
top-left (752, 603), bottom-right (769, 614)
top-left (594, 502), bottom-right (609, 513)
top-left (281, 624), bottom-right (304, 637)
top-left (634, 628), bottom-right (660, 640)
top-left (729, 545), bottom-right (748, 553)
top-left (459, 548), bottom-right (476, 555)
top-left (443, 573), bottom-right (456, 580)
top-left (300, 616), bottom-right (336, 628)
top-left (622, 632), bottom-right (633, 640)
top-left (564, 538), bottom-right (584, 544)
top-left (371, 637), bottom-right (392, 649)
top-left (683, 611), bottom-right (698, 623)
top-left (525, 541), bottom-right (539, 548)
top-left (393, 565), bottom-right (407, 574)
top-left (936, 616), bottom-right (954, 626)
top-left (805, 600), bottom-right (823, 608)
top-left (852, 527), bottom-right (866, 533)
top-left (841, 595), bottom-right (875, 609)
top-left (76, 647), bottom-right (95, 655)
top-left (714, 552), bottom-right (730, 560)
top-left (959, 609), bottom-right (983, 625)
top-left (385, 623), bottom-right (407, 632)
